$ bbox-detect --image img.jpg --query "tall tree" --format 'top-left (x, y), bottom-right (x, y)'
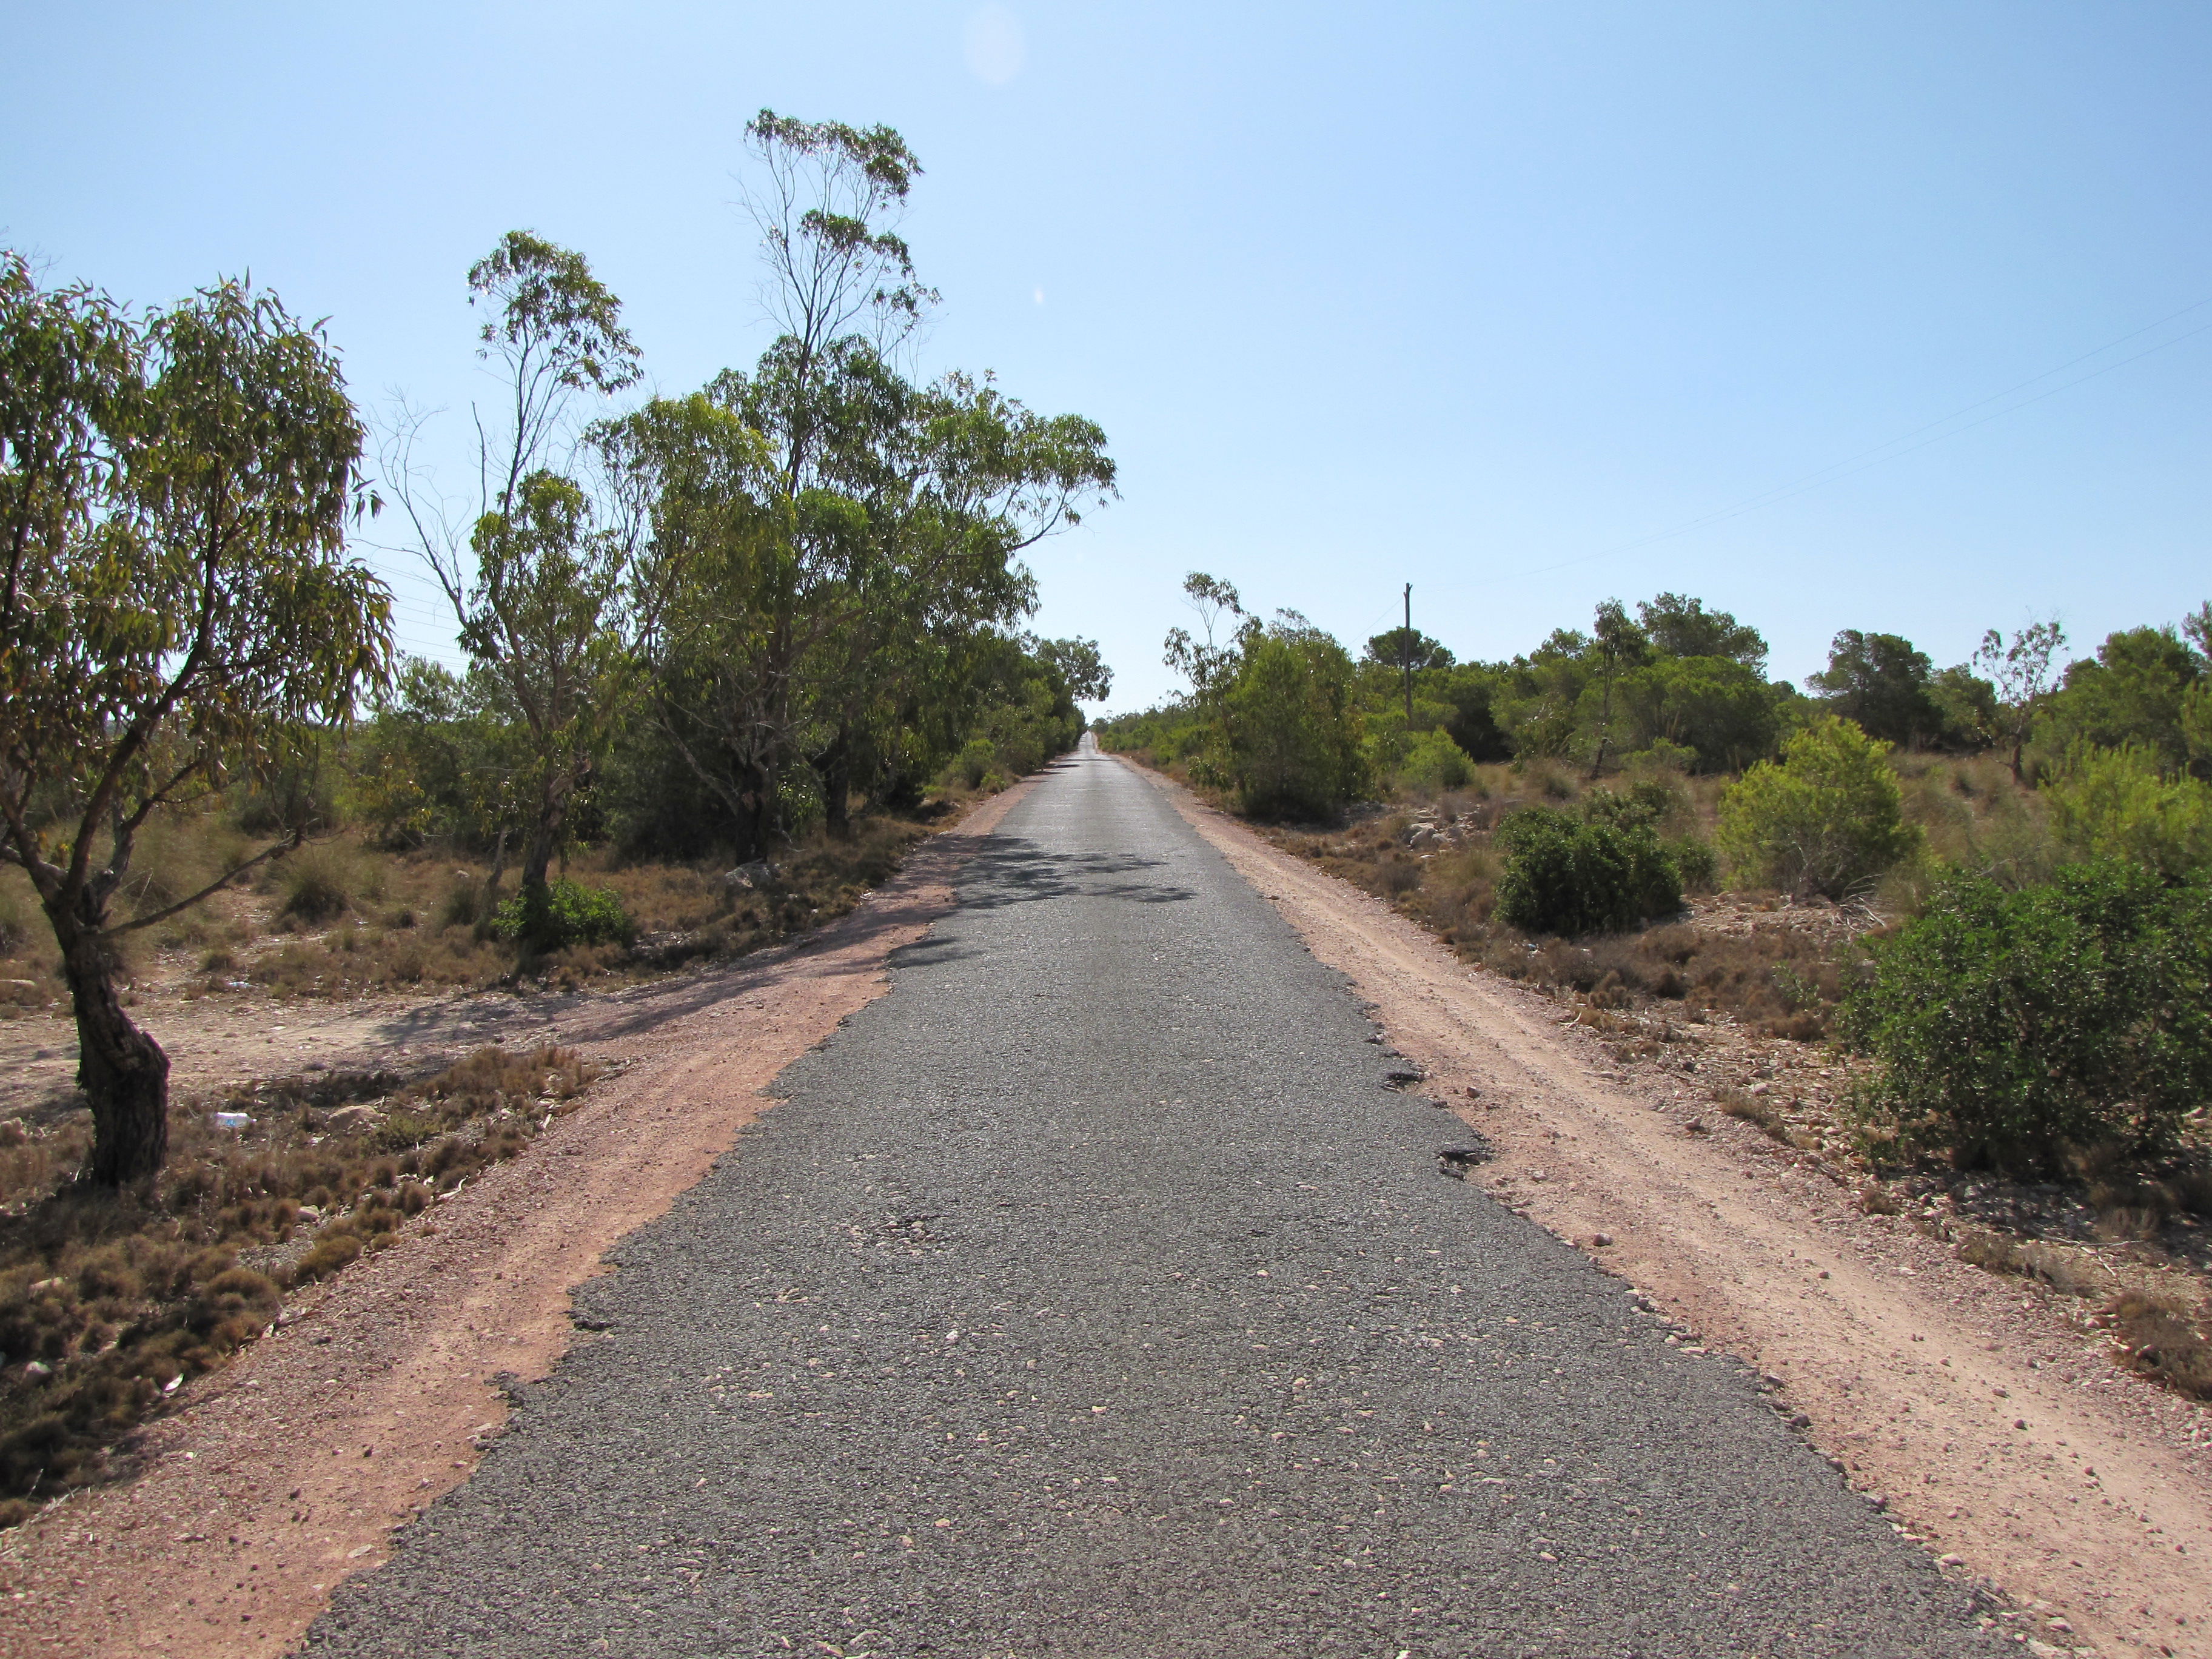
top-left (1363, 628), bottom-right (1453, 671)
top-left (1635, 592), bottom-right (1768, 671)
top-left (0, 255), bottom-right (390, 1182)
top-left (1808, 629), bottom-right (1942, 748)
top-left (1971, 619), bottom-right (2066, 780)
top-left (2038, 622), bottom-right (2207, 779)
top-left (382, 232), bottom-right (644, 922)
top-left (638, 118), bottom-right (1111, 845)
top-left (1586, 598), bottom-right (1649, 777)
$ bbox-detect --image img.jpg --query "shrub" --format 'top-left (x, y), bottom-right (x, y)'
top-left (1399, 729), bottom-right (1473, 793)
top-left (1716, 717), bottom-right (1919, 898)
top-left (492, 879), bottom-right (633, 950)
top-left (1493, 807), bottom-right (1684, 937)
top-left (2041, 743), bottom-right (2212, 880)
top-left (1668, 836), bottom-right (1719, 893)
top-left (278, 844), bottom-right (354, 922)
top-left (948, 736), bottom-right (999, 791)
top-left (1226, 628), bottom-right (1367, 820)
top-left (1843, 861), bottom-right (2212, 1170)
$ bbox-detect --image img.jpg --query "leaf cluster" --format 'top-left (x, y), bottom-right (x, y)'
top-left (1845, 861), bottom-right (2212, 1170)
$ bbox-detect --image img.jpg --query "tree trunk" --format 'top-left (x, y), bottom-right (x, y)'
top-left (817, 725), bottom-right (853, 839)
top-left (512, 772), bottom-right (577, 952)
top-left (60, 919), bottom-right (170, 1185)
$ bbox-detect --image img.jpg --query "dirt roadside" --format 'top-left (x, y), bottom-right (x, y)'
top-left (0, 777), bottom-right (1039, 1659)
top-left (1130, 760), bottom-right (2211, 1659)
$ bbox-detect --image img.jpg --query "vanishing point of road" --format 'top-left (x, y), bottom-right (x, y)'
top-left (303, 746), bottom-right (1994, 1658)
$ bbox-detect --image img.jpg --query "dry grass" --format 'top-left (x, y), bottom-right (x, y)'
top-left (0, 1044), bottom-right (594, 1526)
top-left (1276, 769), bottom-right (1853, 1041)
top-left (2106, 1290), bottom-right (2212, 1399)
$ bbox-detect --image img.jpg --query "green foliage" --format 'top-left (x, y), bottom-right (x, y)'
top-left (1364, 626), bottom-right (1454, 671)
top-left (1615, 655), bottom-right (1782, 772)
top-left (1398, 729), bottom-right (1474, 793)
top-left (1635, 593), bottom-right (1768, 669)
top-left (1716, 717), bottom-right (1919, 898)
top-left (1845, 862), bottom-right (2212, 1170)
top-left (0, 250), bottom-right (394, 1182)
top-left (1224, 622), bottom-right (1367, 820)
top-left (1808, 629), bottom-right (1947, 748)
top-left (493, 879), bottom-right (633, 950)
top-left (1668, 834), bottom-right (1719, 893)
top-left (2038, 622), bottom-right (2208, 779)
top-left (2041, 744), bottom-right (2212, 880)
top-left (1971, 620), bottom-right (2066, 776)
top-left (1493, 807), bottom-right (1684, 937)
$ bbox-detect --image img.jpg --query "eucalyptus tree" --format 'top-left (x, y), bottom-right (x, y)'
top-left (381, 232), bottom-right (644, 927)
top-left (0, 254), bottom-right (390, 1182)
top-left (1971, 619), bottom-right (2066, 781)
top-left (622, 113), bottom-right (1113, 849)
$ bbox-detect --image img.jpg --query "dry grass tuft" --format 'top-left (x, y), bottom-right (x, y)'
top-left (2108, 1290), bottom-right (2212, 1399)
top-left (0, 1044), bottom-right (594, 1523)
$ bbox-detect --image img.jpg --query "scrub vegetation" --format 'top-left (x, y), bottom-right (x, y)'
top-left (1104, 577), bottom-right (2212, 1396)
top-left (0, 1043), bottom-right (593, 1523)
top-left (1, 111), bottom-right (1110, 1190)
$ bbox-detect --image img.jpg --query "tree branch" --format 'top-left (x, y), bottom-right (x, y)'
top-left (101, 831), bottom-right (302, 937)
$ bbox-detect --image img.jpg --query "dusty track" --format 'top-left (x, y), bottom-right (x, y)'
top-left (1128, 761), bottom-right (2211, 1659)
top-left (0, 780), bottom-right (1036, 1659)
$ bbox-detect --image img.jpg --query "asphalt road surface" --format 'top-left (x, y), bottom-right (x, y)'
top-left (303, 749), bottom-right (1994, 1658)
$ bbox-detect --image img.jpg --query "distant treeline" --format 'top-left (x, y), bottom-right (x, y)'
top-left (1100, 575), bottom-right (2211, 819)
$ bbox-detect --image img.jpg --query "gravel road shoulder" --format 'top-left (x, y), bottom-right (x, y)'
top-left (1127, 760), bottom-right (2211, 1659)
top-left (0, 780), bottom-right (1039, 1659)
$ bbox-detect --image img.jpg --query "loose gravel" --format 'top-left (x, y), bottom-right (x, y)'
top-left (302, 749), bottom-right (1994, 1657)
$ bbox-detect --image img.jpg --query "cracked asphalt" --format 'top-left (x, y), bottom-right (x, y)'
top-left (302, 748), bottom-right (1994, 1657)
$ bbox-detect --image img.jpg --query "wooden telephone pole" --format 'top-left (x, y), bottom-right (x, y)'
top-left (1402, 583), bottom-right (1413, 724)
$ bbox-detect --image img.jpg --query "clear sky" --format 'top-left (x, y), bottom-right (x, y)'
top-left (5, 1), bottom-right (2208, 712)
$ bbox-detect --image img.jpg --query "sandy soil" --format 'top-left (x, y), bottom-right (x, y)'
top-left (1132, 762), bottom-right (2211, 1659)
top-left (0, 777), bottom-right (1037, 1659)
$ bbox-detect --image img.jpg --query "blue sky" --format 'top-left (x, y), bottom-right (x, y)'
top-left (6, 1), bottom-right (2208, 712)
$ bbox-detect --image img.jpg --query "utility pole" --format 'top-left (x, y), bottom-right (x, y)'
top-left (1402, 582), bottom-right (1413, 725)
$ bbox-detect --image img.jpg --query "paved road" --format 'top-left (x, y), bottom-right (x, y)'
top-left (304, 750), bottom-right (1992, 1658)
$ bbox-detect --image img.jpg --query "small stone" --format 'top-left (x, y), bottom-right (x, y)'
top-left (2014, 1418), bottom-right (2028, 1430)
top-left (324, 1105), bottom-right (378, 1136)
top-left (1938, 1553), bottom-right (1964, 1567)
top-left (1590, 1233), bottom-right (1615, 1248)
top-left (22, 1360), bottom-right (51, 1380)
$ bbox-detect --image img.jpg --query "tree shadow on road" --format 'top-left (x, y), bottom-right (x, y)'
top-left (953, 835), bottom-right (1198, 912)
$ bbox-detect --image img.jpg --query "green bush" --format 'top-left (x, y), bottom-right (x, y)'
top-left (1716, 717), bottom-right (1919, 898)
top-left (2041, 743), bottom-right (2212, 880)
top-left (948, 737), bottom-right (999, 790)
top-left (1667, 836), bottom-right (1719, 893)
top-left (1399, 729), bottom-right (1474, 793)
top-left (1844, 861), bottom-right (2212, 1170)
top-left (1494, 807), bottom-right (1684, 937)
top-left (492, 879), bottom-right (633, 950)
top-left (1225, 628), bottom-right (1367, 820)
